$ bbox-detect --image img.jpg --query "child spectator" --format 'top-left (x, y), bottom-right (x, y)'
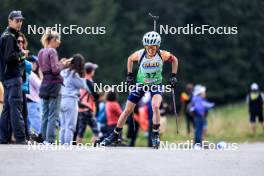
top-left (59, 54), bottom-right (86, 145)
top-left (26, 56), bottom-right (42, 134)
top-left (105, 91), bottom-right (122, 134)
top-left (96, 92), bottom-right (107, 140)
top-left (190, 85), bottom-right (214, 148)
top-left (76, 62), bottom-right (99, 144)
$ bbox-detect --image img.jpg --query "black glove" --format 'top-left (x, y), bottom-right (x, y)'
top-left (126, 72), bottom-right (134, 85)
top-left (169, 73), bottom-right (178, 88)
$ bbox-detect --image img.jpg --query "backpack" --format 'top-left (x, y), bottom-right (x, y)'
top-left (78, 80), bottom-right (94, 110)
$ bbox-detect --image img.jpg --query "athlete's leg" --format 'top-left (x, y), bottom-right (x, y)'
top-left (115, 85), bottom-right (145, 129)
top-left (116, 100), bottom-right (136, 128)
top-left (151, 94), bottom-right (162, 125)
top-left (100, 88), bottom-right (143, 146)
top-left (100, 101), bottom-right (136, 146)
top-left (151, 94), bottom-right (162, 149)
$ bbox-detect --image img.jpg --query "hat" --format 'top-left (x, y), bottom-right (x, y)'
top-left (85, 62), bottom-right (98, 73)
top-left (8, 10), bottom-right (24, 20)
top-left (193, 85), bottom-right (206, 96)
top-left (251, 83), bottom-right (259, 91)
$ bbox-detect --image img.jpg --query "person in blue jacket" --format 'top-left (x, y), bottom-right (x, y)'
top-left (96, 92), bottom-right (107, 140)
top-left (190, 85), bottom-right (214, 148)
top-left (22, 59), bottom-right (32, 139)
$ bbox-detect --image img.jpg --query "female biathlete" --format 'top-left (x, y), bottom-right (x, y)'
top-left (101, 31), bottom-right (178, 148)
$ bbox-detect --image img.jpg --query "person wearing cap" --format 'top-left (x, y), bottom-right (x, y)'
top-left (0, 10), bottom-right (29, 144)
top-left (75, 62), bottom-right (99, 144)
top-left (189, 85), bottom-right (214, 148)
top-left (246, 83), bottom-right (264, 135)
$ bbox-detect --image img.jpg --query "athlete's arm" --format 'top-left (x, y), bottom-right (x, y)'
top-left (161, 50), bottom-right (178, 74)
top-left (127, 50), bottom-right (140, 73)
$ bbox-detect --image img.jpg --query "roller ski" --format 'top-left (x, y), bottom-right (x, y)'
top-left (152, 132), bottom-right (160, 149)
top-left (100, 131), bottom-right (122, 146)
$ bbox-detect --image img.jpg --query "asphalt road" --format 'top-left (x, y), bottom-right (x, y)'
top-left (0, 143), bottom-right (263, 176)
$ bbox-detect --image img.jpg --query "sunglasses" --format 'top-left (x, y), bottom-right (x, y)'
top-left (15, 19), bottom-right (23, 23)
top-left (18, 40), bottom-right (24, 44)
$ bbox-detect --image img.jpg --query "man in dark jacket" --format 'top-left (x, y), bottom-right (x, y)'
top-left (0, 11), bottom-right (29, 144)
top-left (247, 83), bottom-right (264, 135)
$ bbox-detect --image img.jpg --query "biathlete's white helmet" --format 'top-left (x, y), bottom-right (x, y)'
top-left (142, 31), bottom-right (161, 46)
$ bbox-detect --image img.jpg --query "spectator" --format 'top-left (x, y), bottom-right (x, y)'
top-left (180, 83), bottom-right (195, 136)
top-left (26, 56), bottom-right (42, 135)
top-left (76, 62), bottom-right (99, 144)
top-left (38, 29), bottom-right (70, 144)
top-left (190, 85), bottom-right (214, 148)
top-left (18, 32), bottom-right (32, 140)
top-left (105, 92), bottom-right (122, 134)
top-left (59, 54), bottom-right (86, 145)
top-left (0, 11), bottom-right (28, 144)
top-left (96, 92), bottom-right (108, 140)
top-left (246, 83), bottom-right (264, 135)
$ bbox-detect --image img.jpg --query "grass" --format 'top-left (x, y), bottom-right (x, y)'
top-left (82, 102), bottom-right (264, 146)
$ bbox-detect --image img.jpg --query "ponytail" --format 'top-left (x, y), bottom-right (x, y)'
top-left (40, 29), bottom-right (61, 48)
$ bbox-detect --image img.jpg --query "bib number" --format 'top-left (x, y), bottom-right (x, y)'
top-left (146, 72), bottom-right (156, 78)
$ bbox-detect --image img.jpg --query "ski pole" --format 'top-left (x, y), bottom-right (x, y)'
top-left (172, 88), bottom-right (179, 134)
top-left (148, 12), bottom-right (159, 32)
